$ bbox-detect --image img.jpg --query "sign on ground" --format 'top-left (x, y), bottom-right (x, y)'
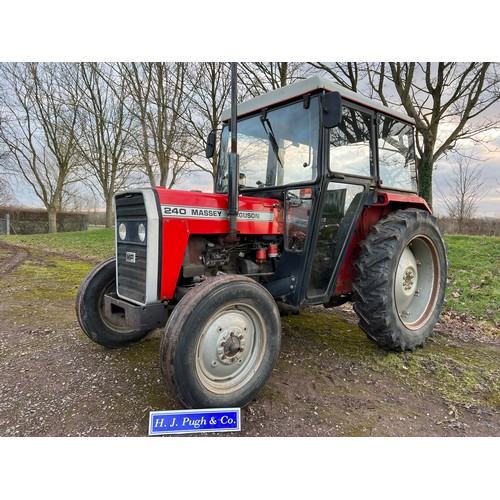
top-left (149, 408), bottom-right (241, 435)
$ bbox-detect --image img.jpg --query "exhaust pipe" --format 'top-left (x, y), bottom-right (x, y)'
top-left (228, 62), bottom-right (239, 237)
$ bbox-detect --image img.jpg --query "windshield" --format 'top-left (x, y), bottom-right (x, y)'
top-left (216, 97), bottom-right (320, 192)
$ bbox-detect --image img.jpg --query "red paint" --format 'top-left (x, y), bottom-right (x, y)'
top-left (334, 192), bottom-right (431, 296)
top-left (156, 188), bottom-right (284, 300)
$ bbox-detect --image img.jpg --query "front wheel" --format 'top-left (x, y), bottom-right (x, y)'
top-left (76, 258), bottom-right (152, 348)
top-left (160, 275), bottom-right (281, 408)
top-left (353, 209), bottom-right (448, 351)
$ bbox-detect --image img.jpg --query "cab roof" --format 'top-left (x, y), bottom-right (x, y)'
top-left (222, 75), bottom-right (415, 125)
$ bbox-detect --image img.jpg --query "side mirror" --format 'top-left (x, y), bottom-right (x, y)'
top-left (205, 130), bottom-right (216, 158)
top-left (322, 91), bottom-right (342, 129)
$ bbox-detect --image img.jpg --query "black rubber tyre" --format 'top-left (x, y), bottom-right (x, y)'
top-left (76, 258), bottom-right (152, 348)
top-left (160, 275), bottom-right (281, 408)
top-left (353, 209), bottom-right (447, 351)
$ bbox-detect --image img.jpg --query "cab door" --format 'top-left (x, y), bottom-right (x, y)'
top-left (304, 102), bottom-right (375, 302)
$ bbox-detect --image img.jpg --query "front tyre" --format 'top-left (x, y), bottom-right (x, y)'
top-left (75, 258), bottom-right (152, 348)
top-left (353, 209), bottom-right (447, 351)
top-left (160, 275), bottom-right (281, 409)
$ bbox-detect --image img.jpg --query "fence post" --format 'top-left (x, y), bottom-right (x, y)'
top-left (5, 213), bottom-right (10, 235)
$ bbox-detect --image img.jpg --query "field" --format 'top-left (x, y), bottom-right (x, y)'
top-left (444, 235), bottom-right (499, 324)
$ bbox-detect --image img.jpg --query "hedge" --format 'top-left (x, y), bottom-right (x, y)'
top-left (0, 206), bottom-right (88, 234)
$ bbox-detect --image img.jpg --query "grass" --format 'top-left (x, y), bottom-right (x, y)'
top-left (0, 228), bottom-right (115, 262)
top-left (444, 235), bottom-right (499, 324)
top-left (18, 256), bottom-right (94, 301)
top-left (1, 229), bottom-right (498, 325)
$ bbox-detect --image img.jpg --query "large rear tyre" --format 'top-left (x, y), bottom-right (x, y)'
top-left (353, 209), bottom-right (447, 351)
top-left (76, 258), bottom-right (152, 348)
top-left (160, 275), bottom-right (281, 409)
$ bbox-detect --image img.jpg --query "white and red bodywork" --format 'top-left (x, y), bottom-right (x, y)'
top-left (156, 188), bottom-right (284, 300)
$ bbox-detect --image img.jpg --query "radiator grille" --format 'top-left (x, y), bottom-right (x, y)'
top-left (115, 192), bottom-right (149, 304)
top-left (117, 243), bottom-right (148, 303)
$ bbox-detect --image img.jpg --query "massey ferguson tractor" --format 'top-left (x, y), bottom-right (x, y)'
top-left (76, 70), bottom-right (447, 409)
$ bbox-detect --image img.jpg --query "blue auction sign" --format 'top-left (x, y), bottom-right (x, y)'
top-left (149, 408), bottom-right (241, 435)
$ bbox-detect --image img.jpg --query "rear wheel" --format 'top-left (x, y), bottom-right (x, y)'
top-left (160, 275), bottom-right (281, 408)
top-left (353, 209), bottom-right (447, 351)
top-left (76, 258), bottom-right (152, 347)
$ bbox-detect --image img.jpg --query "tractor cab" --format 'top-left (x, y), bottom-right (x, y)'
top-left (210, 76), bottom-right (421, 308)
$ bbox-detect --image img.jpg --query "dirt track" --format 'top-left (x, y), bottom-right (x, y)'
top-left (0, 240), bottom-right (499, 438)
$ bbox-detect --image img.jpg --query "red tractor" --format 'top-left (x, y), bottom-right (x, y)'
top-left (76, 73), bottom-right (447, 409)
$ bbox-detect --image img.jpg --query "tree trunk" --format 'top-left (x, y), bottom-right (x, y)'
top-left (105, 195), bottom-right (114, 228)
top-left (418, 152), bottom-right (434, 208)
top-left (48, 207), bottom-right (57, 233)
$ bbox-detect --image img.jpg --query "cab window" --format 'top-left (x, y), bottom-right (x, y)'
top-left (329, 106), bottom-right (372, 178)
top-left (378, 115), bottom-right (417, 191)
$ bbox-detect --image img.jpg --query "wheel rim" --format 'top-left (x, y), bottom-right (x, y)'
top-left (196, 302), bottom-right (267, 394)
top-left (394, 236), bottom-right (440, 329)
top-left (98, 280), bottom-right (134, 334)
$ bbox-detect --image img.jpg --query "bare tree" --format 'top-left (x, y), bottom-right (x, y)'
top-left (120, 62), bottom-right (195, 188)
top-left (183, 62), bottom-right (232, 189)
top-left (0, 134), bottom-right (12, 205)
top-left (62, 182), bottom-right (101, 213)
top-left (0, 62), bottom-right (80, 232)
top-left (311, 62), bottom-right (500, 208)
top-left (436, 154), bottom-right (488, 232)
top-left (368, 62), bottom-right (500, 207)
top-left (0, 176), bottom-right (14, 206)
top-left (75, 62), bottom-right (137, 227)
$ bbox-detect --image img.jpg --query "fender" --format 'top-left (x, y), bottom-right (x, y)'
top-left (333, 191), bottom-right (431, 296)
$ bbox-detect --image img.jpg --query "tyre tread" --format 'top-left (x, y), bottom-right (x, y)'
top-left (353, 208), bottom-right (447, 351)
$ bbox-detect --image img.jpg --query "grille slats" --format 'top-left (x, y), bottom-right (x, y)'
top-left (115, 193), bottom-right (147, 218)
top-left (115, 192), bottom-right (148, 304)
top-left (117, 244), bottom-right (148, 303)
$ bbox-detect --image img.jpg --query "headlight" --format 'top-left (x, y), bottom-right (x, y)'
top-left (138, 223), bottom-right (146, 242)
top-left (118, 223), bottom-right (127, 240)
